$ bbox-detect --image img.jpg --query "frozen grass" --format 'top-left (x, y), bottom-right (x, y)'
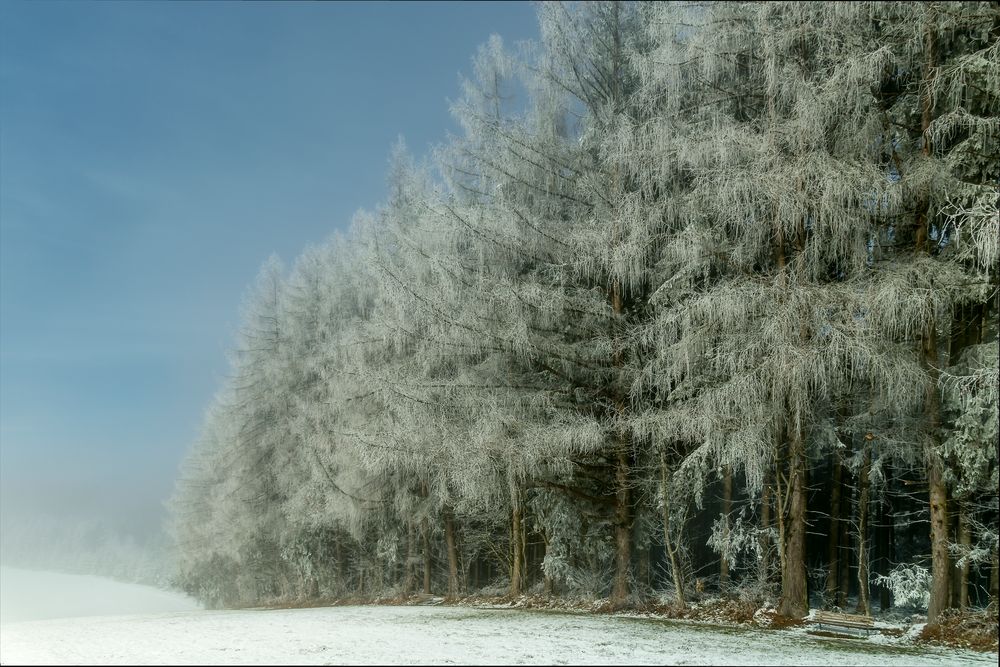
top-left (1, 568), bottom-right (995, 665)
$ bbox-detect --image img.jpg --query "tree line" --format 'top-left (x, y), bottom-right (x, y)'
top-left (169, 1), bottom-right (998, 622)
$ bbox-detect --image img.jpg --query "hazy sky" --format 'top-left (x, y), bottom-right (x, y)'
top-left (0, 0), bottom-right (538, 536)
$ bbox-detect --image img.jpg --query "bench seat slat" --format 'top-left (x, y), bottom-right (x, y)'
top-left (813, 610), bottom-right (874, 632)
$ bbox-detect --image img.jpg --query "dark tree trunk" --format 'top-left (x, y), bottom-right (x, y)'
top-left (856, 443), bottom-right (871, 616)
top-left (927, 459), bottom-right (950, 622)
top-left (404, 523), bottom-right (416, 595)
top-left (661, 451), bottom-right (686, 607)
top-left (421, 516), bottom-right (432, 595)
top-left (921, 308), bottom-right (949, 623)
top-left (838, 484), bottom-right (852, 608)
top-left (612, 442), bottom-right (632, 607)
top-left (991, 544), bottom-right (999, 603)
top-left (510, 483), bottom-right (524, 597)
top-left (444, 506), bottom-right (460, 600)
top-left (826, 449), bottom-right (843, 604)
top-left (778, 425), bottom-right (808, 618)
top-left (914, 11), bottom-right (949, 626)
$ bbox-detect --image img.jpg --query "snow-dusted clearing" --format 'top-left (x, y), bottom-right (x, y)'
top-left (0, 566), bottom-right (199, 623)
top-left (2, 601), bottom-right (995, 665)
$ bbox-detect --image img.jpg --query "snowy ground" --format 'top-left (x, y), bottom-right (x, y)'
top-left (1, 569), bottom-right (995, 666)
top-left (0, 566), bottom-right (200, 623)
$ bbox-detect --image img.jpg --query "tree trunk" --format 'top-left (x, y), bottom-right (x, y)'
top-left (661, 451), bottom-right (686, 607)
top-left (856, 443), bottom-right (871, 616)
top-left (721, 466), bottom-right (732, 590)
top-left (835, 440), bottom-right (853, 609)
top-left (522, 514), bottom-right (530, 591)
top-left (914, 10), bottom-right (950, 626)
top-left (421, 516), bottom-right (432, 595)
top-left (778, 424), bottom-right (808, 618)
top-left (826, 449), bottom-right (843, 604)
top-left (991, 544), bottom-right (999, 603)
top-left (958, 505), bottom-right (970, 610)
top-left (444, 506), bottom-right (460, 600)
top-left (947, 296), bottom-right (984, 612)
top-left (608, 6), bottom-right (632, 604)
top-left (920, 307), bottom-right (949, 623)
top-left (612, 442), bottom-right (632, 607)
top-left (775, 449), bottom-right (787, 591)
top-left (510, 482), bottom-right (524, 597)
top-left (838, 484), bottom-right (852, 608)
top-left (927, 459), bottom-right (950, 622)
top-left (404, 523), bottom-right (416, 595)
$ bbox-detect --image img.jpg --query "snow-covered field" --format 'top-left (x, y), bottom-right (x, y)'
top-left (1, 568), bottom-right (995, 666)
top-left (0, 566), bottom-right (200, 623)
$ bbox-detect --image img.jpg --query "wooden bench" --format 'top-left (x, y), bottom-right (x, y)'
top-left (813, 610), bottom-right (875, 636)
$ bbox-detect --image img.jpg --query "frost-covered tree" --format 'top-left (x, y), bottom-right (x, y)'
top-left (168, 1), bottom-right (998, 621)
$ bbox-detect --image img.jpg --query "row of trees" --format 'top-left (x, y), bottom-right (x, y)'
top-left (1, 513), bottom-right (174, 587)
top-left (169, 1), bottom-right (998, 621)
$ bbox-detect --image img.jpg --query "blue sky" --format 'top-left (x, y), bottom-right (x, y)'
top-left (0, 0), bottom-right (538, 536)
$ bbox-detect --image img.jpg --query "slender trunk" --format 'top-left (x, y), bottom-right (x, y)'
top-left (421, 517), bottom-right (432, 595)
top-left (921, 307), bottom-right (949, 622)
top-left (838, 483), bottom-right (852, 608)
top-left (404, 523), bottom-right (416, 595)
top-left (856, 443), bottom-right (871, 616)
top-left (661, 451), bottom-right (686, 607)
top-left (522, 514), bottom-right (529, 591)
top-left (613, 441), bottom-right (632, 607)
top-left (775, 446), bottom-right (787, 588)
top-left (608, 5), bottom-right (631, 606)
top-left (837, 436), bottom-right (854, 608)
top-left (826, 449), bottom-right (843, 603)
top-left (915, 10), bottom-right (949, 625)
top-left (444, 507), bottom-right (460, 600)
top-left (778, 424), bottom-right (808, 618)
top-left (991, 544), bottom-right (999, 602)
top-left (720, 466), bottom-right (732, 590)
top-left (947, 297), bottom-right (983, 612)
top-left (510, 482), bottom-right (524, 597)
